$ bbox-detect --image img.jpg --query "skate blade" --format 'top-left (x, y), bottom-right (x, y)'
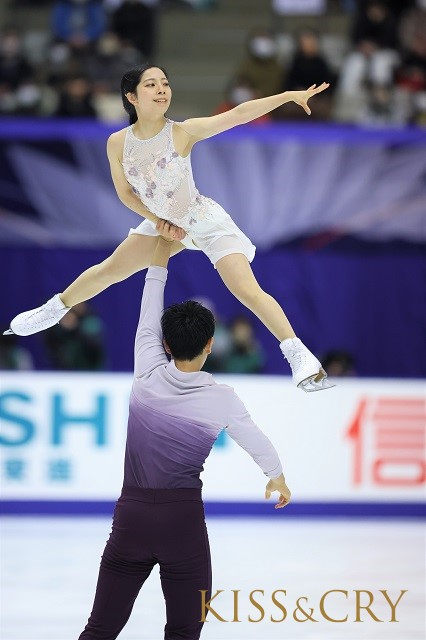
top-left (3, 328), bottom-right (15, 335)
top-left (297, 369), bottom-right (336, 393)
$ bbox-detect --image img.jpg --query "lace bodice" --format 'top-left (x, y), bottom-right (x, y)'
top-left (122, 118), bottom-right (214, 230)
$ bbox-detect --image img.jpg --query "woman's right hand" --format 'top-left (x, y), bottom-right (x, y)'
top-left (156, 218), bottom-right (187, 242)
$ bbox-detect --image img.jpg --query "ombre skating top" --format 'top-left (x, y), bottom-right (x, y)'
top-left (124, 266), bottom-right (283, 489)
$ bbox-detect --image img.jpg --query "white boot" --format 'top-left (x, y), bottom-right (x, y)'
top-left (3, 294), bottom-right (70, 336)
top-left (280, 337), bottom-right (335, 392)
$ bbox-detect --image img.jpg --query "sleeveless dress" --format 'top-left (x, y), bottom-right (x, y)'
top-left (121, 118), bottom-right (256, 267)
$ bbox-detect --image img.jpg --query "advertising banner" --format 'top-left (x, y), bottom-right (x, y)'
top-left (1, 373), bottom-right (424, 507)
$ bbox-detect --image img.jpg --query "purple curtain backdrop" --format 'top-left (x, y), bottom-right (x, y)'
top-left (0, 120), bottom-right (425, 247)
top-left (1, 240), bottom-right (425, 377)
top-left (1, 121), bottom-right (424, 377)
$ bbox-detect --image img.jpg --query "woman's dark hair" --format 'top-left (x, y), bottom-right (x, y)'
top-left (121, 64), bottom-right (169, 125)
top-left (161, 301), bottom-right (215, 361)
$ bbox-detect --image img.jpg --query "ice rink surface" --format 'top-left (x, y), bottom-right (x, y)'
top-left (1, 516), bottom-right (425, 640)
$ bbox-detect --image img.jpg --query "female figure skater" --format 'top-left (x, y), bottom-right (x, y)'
top-left (4, 64), bottom-right (333, 391)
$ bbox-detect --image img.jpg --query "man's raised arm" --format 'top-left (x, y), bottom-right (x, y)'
top-left (134, 235), bottom-right (175, 378)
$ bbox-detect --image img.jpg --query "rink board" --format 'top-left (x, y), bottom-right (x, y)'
top-left (0, 373), bottom-right (425, 515)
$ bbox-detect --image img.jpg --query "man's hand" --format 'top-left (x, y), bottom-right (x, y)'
top-left (156, 218), bottom-right (187, 242)
top-left (265, 473), bottom-right (291, 509)
top-left (290, 82), bottom-right (330, 115)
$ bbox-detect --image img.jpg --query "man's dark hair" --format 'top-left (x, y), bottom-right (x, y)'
top-left (161, 301), bottom-right (215, 361)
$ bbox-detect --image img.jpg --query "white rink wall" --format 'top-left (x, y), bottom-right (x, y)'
top-left (0, 372), bottom-right (425, 504)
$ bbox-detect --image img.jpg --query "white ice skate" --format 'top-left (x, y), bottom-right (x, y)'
top-left (3, 294), bottom-right (70, 336)
top-left (280, 337), bottom-right (335, 392)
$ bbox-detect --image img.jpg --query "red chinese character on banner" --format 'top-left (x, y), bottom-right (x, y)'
top-left (346, 397), bottom-right (426, 487)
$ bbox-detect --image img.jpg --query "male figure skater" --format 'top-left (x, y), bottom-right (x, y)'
top-left (78, 222), bottom-right (291, 640)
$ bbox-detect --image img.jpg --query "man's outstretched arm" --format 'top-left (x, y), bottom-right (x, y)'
top-left (134, 233), bottom-right (174, 378)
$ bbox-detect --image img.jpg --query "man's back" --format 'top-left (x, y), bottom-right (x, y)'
top-left (125, 266), bottom-right (283, 489)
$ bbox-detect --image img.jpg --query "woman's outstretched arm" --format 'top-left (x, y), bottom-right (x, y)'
top-left (178, 83), bottom-right (330, 141)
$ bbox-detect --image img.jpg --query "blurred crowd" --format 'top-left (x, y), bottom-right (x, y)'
top-left (0, 0), bottom-right (425, 125)
top-left (0, 302), bottom-right (105, 371)
top-left (217, 0), bottom-right (426, 126)
top-left (0, 300), bottom-right (356, 377)
top-left (0, 302), bottom-right (267, 374)
top-left (0, 0), bottom-right (159, 120)
top-left (0, 0), bottom-right (212, 120)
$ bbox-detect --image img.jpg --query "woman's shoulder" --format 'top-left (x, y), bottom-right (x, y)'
top-left (107, 126), bottom-right (128, 146)
top-left (106, 127), bottom-right (129, 162)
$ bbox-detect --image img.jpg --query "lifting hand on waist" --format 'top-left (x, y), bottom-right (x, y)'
top-left (155, 218), bottom-right (187, 241)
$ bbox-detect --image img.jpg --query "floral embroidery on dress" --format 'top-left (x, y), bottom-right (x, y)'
top-left (122, 119), bottom-right (217, 230)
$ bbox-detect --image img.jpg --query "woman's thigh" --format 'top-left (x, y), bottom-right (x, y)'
top-left (215, 252), bottom-right (262, 302)
top-left (100, 234), bottom-right (185, 280)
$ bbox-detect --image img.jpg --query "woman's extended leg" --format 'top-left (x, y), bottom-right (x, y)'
top-left (215, 253), bottom-right (334, 391)
top-left (5, 235), bottom-right (185, 336)
top-left (215, 253), bottom-right (295, 341)
top-left (61, 234), bottom-right (184, 307)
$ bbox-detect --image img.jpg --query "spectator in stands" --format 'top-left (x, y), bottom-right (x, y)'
top-left (85, 32), bottom-right (144, 120)
top-left (45, 42), bottom-right (74, 88)
top-left (52, 0), bottom-right (106, 47)
top-left (0, 332), bottom-right (34, 370)
top-left (0, 28), bottom-right (34, 90)
top-left (213, 75), bottom-right (272, 123)
top-left (189, 297), bottom-right (232, 373)
top-left (357, 80), bottom-right (404, 125)
top-left (335, 1), bottom-right (401, 121)
top-left (235, 27), bottom-right (282, 99)
top-left (110, 0), bottom-right (158, 60)
top-left (86, 32), bottom-right (142, 93)
top-left (223, 316), bottom-right (265, 374)
top-left (44, 302), bottom-right (105, 370)
top-left (321, 350), bottom-right (355, 377)
top-left (351, 0), bottom-right (398, 50)
top-left (278, 28), bottom-right (335, 120)
top-left (396, 4), bottom-right (426, 125)
top-left (55, 75), bottom-right (98, 117)
top-left (0, 27), bottom-right (35, 114)
top-left (13, 79), bottom-right (43, 115)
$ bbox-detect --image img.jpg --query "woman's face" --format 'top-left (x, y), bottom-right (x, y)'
top-left (130, 67), bottom-right (172, 115)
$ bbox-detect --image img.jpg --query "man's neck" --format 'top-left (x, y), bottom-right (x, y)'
top-left (174, 358), bottom-right (203, 373)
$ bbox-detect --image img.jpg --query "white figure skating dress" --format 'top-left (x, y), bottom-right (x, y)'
top-left (122, 118), bottom-right (256, 267)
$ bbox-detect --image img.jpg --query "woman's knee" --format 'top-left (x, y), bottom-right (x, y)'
top-left (234, 283), bottom-right (264, 307)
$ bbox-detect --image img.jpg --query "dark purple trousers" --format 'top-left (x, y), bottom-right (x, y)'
top-left (78, 486), bottom-right (212, 640)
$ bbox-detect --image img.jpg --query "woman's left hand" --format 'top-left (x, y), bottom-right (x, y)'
top-left (291, 82), bottom-right (330, 115)
top-left (156, 218), bottom-right (187, 241)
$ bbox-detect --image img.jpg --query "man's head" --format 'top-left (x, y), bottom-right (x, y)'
top-left (161, 301), bottom-right (215, 368)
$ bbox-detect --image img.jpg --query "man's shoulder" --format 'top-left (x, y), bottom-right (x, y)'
top-left (209, 379), bottom-right (238, 401)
